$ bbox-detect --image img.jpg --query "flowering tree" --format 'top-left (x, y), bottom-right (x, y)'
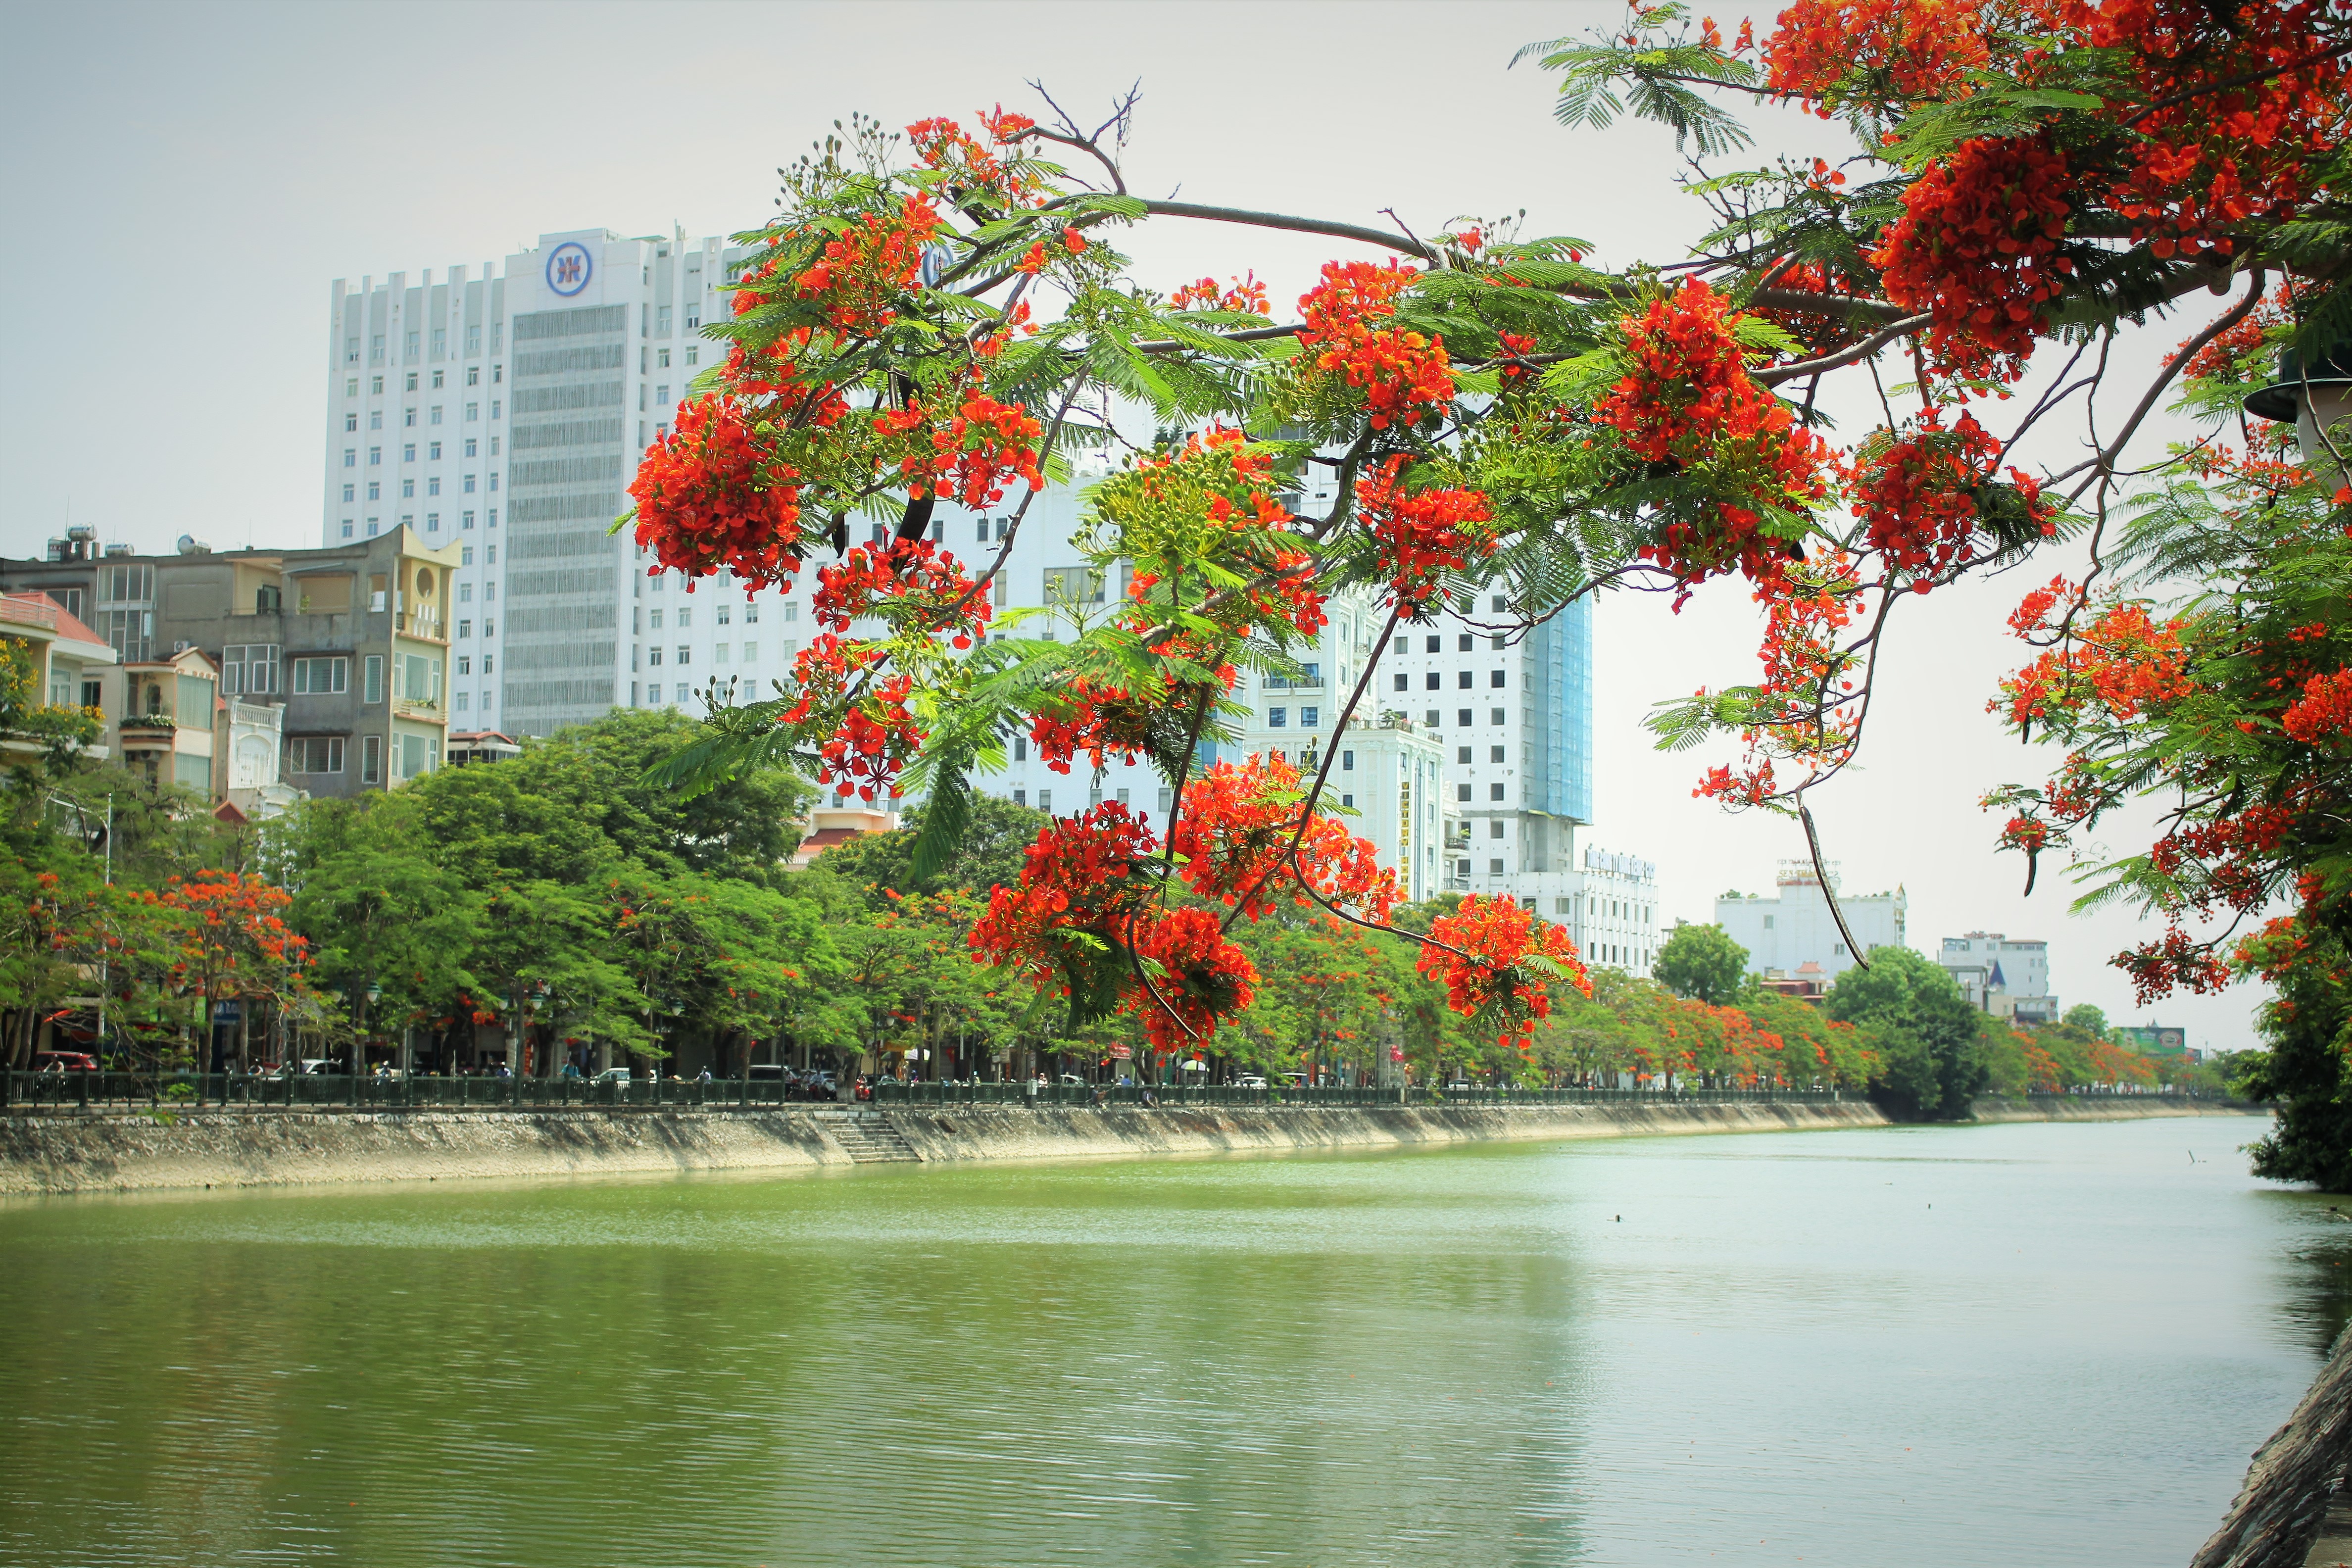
top-left (127, 871), bottom-right (319, 1070)
top-left (640, 8), bottom-right (2351, 1076)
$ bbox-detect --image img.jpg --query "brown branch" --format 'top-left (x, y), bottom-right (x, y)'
top-left (1755, 313), bottom-right (1934, 384)
top-left (2057, 267), bottom-right (2267, 505)
top-left (1143, 200), bottom-right (1438, 262)
top-left (1797, 799), bottom-right (1870, 973)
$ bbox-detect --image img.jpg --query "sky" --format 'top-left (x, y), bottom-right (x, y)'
top-left (0, 0), bottom-right (2278, 1049)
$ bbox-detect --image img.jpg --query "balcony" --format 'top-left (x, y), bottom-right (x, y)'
top-left (395, 608), bottom-right (444, 640)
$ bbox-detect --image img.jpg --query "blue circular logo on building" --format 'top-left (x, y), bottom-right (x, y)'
top-left (546, 242), bottom-right (592, 297)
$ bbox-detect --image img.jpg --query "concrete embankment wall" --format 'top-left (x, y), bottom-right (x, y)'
top-left (0, 1096), bottom-right (2256, 1196)
top-left (1968, 1096), bottom-right (2261, 1125)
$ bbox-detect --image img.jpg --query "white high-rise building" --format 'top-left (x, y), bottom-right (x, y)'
top-left (325, 228), bottom-right (753, 736)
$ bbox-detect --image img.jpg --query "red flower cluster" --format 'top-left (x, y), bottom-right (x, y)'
top-left (1416, 894), bottom-right (1590, 1052)
top-left (874, 391), bottom-right (1044, 508)
top-left (1871, 134), bottom-right (2073, 381)
top-left (971, 801), bottom-right (1158, 979)
top-left (629, 396), bottom-right (805, 591)
top-left (791, 194), bottom-right (943, 336)
top-left (813, 670), bottom-right (921, 804)
top-left (1128, 906), bottom-right (1259, 1054)
top-left (809, 538), bottom-right (991, 648)
top-left (1165, 756), bottom-right (1401, 925)
top-left (1596, 278), bottom-right (1831, 588)
top-left (2118, 926), bottom-right (2234, 1005)
top-left (969, 802), bottom-right (1262, 1052)
top-left (1851, 410), bottom-right (2056, 576)
top-left (2283, 668), bottom-right (2352, 746)
top-left (1295, 259), bottom-right (1454, 431)
top-left (1353, 457), bottom-right (1497, 614)
top-left (1997, 599), bottom-right (2196, 727)
top-left (2091, 0), bottom-right (2351, 256)
top-left (1765, 0), bottom-right (1991, 110)
top-left (907, 110), bottom-right (1046, 209)
top-left (1027, 677), bottom-right (1161, 775)
top-left (1169, 272), bottom-right (1272, 315)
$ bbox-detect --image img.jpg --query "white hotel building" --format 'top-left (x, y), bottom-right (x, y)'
top-left (322, 234), bottom-right (1656, 953)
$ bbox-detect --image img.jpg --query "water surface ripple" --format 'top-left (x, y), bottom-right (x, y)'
top-left (0, 1114), bottom-right (2330, 1567)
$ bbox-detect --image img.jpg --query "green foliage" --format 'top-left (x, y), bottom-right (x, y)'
top-left (1653, 922), bottom-right (1752, 1004)
top-left (810, 794), bottom-right (1051, 911)
top-left (2062, 1003), bottom-right (2108, 1037)
top-left (2237, 929), bottom-right (2352, 1191)
top-left (1822, 948), bottom-right (1988, 1120)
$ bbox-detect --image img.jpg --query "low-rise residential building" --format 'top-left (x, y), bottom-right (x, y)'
top-left (110, 646), bottom-right (218, 795)
top-left (1939, 932), bottom-right (2058, 1024)
top-left (1715, 862), bottom-right (1908, 987)
top-left (2, 527), bottom-right (462, 800)
top-left (0, 589), bottom-right (116, 764)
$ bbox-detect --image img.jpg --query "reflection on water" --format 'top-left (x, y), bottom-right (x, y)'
top-left (0, 1114), bottom-right (2324, 1567)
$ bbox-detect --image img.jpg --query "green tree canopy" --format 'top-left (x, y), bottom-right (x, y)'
top-left (1822, 949), bottom-right (1987, 1121)
top-left (1653, 923), bottom-right (1751, 1006)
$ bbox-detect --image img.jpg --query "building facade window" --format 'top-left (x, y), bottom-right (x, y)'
top-left (290, 655), bottom-right (347, 694)
top-left (363, 655), bottom-right (384, 704)
top-left (289, 736), bottom-right (344, 774)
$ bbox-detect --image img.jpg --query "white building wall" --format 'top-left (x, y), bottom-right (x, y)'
top-left (1938, 932), bottom-right (2055, 1021)
top-left (1715, 864), bottom-right (1908, 985)
top-left (329, 228), bottom-right (751, 737)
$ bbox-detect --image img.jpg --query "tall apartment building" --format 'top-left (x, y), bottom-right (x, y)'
top-left (325, 228), bottom-right (752, 738)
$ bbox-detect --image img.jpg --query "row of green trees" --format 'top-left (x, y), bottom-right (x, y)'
top-left (0, 660), bottom-right (2228, 1103)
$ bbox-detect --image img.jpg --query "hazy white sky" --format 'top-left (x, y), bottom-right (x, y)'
top-left (0, 0), bottom-right (2275, 1048)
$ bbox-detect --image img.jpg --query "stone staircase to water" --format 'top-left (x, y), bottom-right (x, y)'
top-left (817, 1111), bottom-right (922, 1164)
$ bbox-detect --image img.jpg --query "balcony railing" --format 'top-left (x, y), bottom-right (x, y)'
top-left (0, 596), bottom-right (59, 632)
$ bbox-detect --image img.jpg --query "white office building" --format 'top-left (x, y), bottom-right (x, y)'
top-left (1939, 932), bottom-right (2057, 1024)
top-left (325, 227), bottom-right (751, 736)
top-left (1715, 862), bottom-right (1908, 987)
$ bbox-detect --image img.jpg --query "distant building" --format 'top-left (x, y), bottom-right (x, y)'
top-left (0, 589), bottom-right (116, 765)
top-left (1715, 861), bottom-right (1907, 987)
top-left (3, 527), bottom-right (463, 800)
top-left (790, 805), bottom-right (902, 871)
top-left (1939, 932), bottom-right (2058, 1024)
top-left (326, 228), bottom-right (760, 738)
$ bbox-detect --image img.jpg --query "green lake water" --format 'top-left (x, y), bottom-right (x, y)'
top-left (0, 1114), bottom-right (2334, 1567)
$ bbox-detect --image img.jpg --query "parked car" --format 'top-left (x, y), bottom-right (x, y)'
top-left (1233, 1074), bottom-right (1268, 1089)
top-left (591, 1068), bottom-right (632, 1086)
top-left (1056, 1073), bottom-right (1086, 1086)
top-left (30, 1051), bottom-right (98, 1073)
top-left (747, 1064), bottom-right (787, 1080)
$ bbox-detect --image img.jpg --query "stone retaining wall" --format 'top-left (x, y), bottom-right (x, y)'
top-left (0, 1094), bottom-right (2257, 1197)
